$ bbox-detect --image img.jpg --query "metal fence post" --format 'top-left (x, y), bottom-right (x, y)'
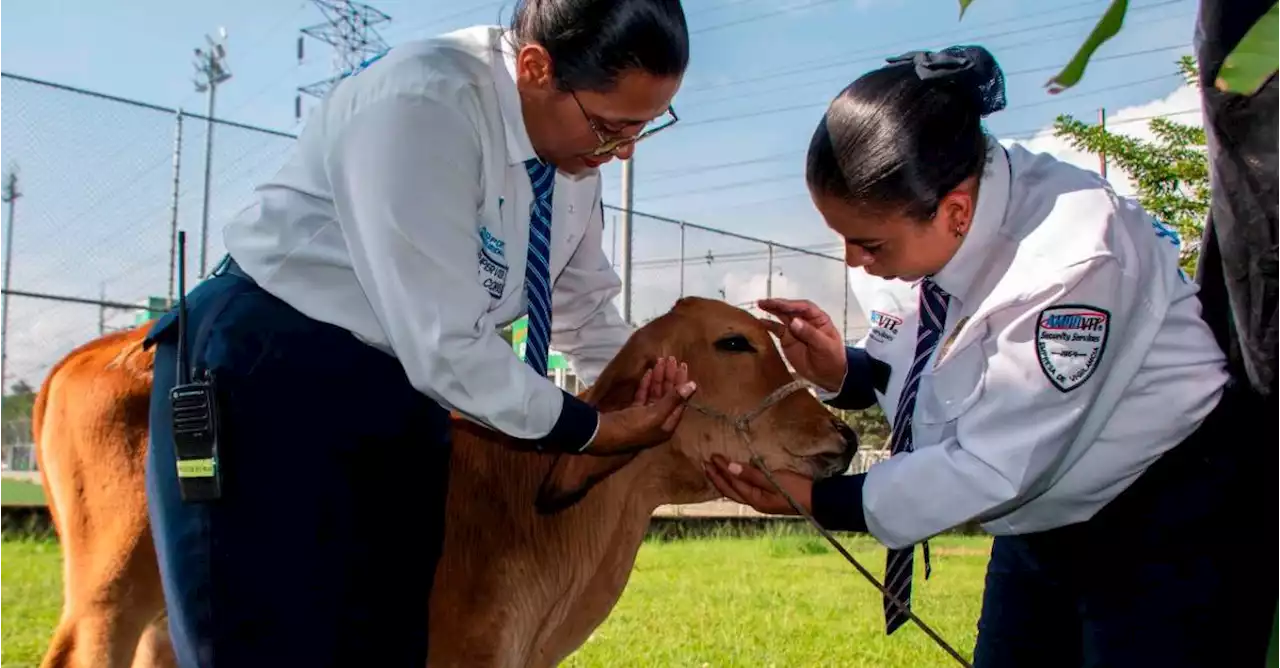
top-left (1, 169), bottom-right (20, 394)
top-left (843, 266), bottom-right (850, 342)
top-left (678, 221), bottom-right (686, 298)
top-left (168, 110), bottom-right (185, 306)
top-left (620, 158), bottom-right (634, 324)
top-left (767, 243), bottom-right (774, 299)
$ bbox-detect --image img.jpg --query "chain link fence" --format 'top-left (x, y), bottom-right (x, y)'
top-left (0, 73), bottom-right (298, 392)
top-left (602, 205), bottom-right (861, 341)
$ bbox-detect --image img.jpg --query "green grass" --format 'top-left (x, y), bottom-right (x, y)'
top-left (1, 527), bottom-right (991, 667)
top-left (2, 538), bottom-right (63, 668)
top-left (565, 528), bottom-right (988, 667)
top-left (0, 480), bottom-right (45, 507)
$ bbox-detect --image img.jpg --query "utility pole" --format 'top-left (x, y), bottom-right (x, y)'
top-left (1, 167), bottom-right (20, 395)
top-left (98, 283), bottom-right (107, 335)
top-left (296, 0), bottom-right (392, 121)
top-left (620, 158), bottom-right (634, 324)
top-left (193, 29), bottom-right (232, 278)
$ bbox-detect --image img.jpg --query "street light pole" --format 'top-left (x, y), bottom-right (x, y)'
top-left (192, 28), bottom-right (231, 278)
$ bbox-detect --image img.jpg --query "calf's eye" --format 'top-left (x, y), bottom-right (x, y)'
top-left (714, 334), bottom-right (756, 353)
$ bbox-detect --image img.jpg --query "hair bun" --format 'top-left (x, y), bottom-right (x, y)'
top-left (884, 45), bottom-right (1007, 116)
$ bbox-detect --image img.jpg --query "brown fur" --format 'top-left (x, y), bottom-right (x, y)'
top-left (35, 297), bottom-right (855, 668)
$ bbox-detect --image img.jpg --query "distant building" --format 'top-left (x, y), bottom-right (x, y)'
top-left (505, 316), bottom-right (582, 393)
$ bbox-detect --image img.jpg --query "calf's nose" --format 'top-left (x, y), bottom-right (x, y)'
top-left (833, 419), bottom-right (859, 451)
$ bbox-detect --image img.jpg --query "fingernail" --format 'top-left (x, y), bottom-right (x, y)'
top-left (728, 462), bottom-right (744, 475)
top-left (790, 319), bottom-right (804, 333)
top-left (679, 381), bottom-right (697, 397)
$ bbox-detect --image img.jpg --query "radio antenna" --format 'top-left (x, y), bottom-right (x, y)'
top-left (176, 231), bottom-right (190, 386)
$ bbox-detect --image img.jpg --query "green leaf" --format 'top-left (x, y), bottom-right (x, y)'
top-left (1045, 0), bottom-right (1130, 94)
top-left (1215, 3), bottom-right (1279, 95)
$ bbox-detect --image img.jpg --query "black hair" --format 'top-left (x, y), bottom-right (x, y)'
top-left (806, 45), bottom-right (1007, 220)
top-left (510, 0), bottom-right (689, 93)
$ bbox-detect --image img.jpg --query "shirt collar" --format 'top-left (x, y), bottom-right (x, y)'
top-left (929, 135), bottom-right (1011, 301)
top-left (494, 29), bottom-right (538, 166)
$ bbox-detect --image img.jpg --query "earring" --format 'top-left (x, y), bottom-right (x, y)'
top-left (952, 227), bottom-right (966, 239)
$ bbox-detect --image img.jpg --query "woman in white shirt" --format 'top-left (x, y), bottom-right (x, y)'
top-left (708, 45), bottom-right (1272, 667)
top-left (142, 1), bottom-right (696, 665)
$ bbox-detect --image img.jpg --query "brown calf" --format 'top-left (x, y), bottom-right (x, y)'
top-left (35, 296), bottom-right (856, 668)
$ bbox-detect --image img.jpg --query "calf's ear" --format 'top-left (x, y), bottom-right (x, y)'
top-left (535, 347), bottom-right (650, 514)
top-left (535, 452), bottom-right (638, 514)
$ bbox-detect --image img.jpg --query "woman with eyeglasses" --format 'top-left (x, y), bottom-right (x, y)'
top-left (141, 1), bottom-right (694, 665)
top-left (708, 45), bottom-right (1270, 667)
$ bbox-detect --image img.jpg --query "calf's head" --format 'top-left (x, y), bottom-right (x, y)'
top-left (537, 296), bottom-right (857, 513)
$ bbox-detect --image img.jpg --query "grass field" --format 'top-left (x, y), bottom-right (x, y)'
top-left (2, 525), bottom-right (989, 667)
top-left (0, 479), bottom-right (45, 507)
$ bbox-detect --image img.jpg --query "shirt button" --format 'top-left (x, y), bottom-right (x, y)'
top-left (568, 204), bottom-right (575, 213)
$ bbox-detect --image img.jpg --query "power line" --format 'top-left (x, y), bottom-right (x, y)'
top-left (635, 108), bottom-right (1200, 203)
top-left (678, 0), bottom-right (1172, 96)
top-left (685, 0), bottom-right (774, 19)
top-left (685, 9), bottom-right (1191, 111)
top-left (672, 43), bottom-right (1192, 131)
top-left (642, 71), bottom-right (1184, 183)
top-left (691, 0), bottom-right (843, 35)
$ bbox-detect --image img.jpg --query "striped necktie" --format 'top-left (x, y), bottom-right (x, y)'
top-left (883, 277), bottom-right (950, 635)
top-left (522, 158), bottom-right (556, 377)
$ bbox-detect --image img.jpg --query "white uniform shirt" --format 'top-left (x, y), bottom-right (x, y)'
top-left (221, 25), bottom-right (633, 441)
top-left (849, 137), bottom-right (1228, 549)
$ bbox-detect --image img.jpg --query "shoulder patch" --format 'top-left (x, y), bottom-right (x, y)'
top-left (1035, 305), bottom-right (1110, 392)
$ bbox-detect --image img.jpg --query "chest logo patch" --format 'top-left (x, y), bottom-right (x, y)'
top-left (1035, 305), bottom-right (1110, 392)
top-left (477, 226), bottom-right (508, 300)
top-left (869, 310), bottom-right (904, 344)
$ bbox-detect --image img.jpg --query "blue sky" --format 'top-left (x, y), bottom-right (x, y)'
top-left (1, 0), bottom-right (1203, 386)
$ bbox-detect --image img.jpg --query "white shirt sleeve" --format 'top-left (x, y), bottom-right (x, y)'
top-left (862, 255), bottom-right (1131, 549)
top-left (323, 94), bottom-right (599, 447)
top-left (549, 188), bottom-right (634, 386)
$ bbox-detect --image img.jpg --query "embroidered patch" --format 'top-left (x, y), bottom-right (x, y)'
top-left (868, 310), bottom-right (904, 344)
top-left (478, 226), bottom-right (508, 300)
top-left (1035, 305), bottom-right (1110, 392)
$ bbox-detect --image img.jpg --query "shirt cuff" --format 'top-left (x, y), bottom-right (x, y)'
top-left (810, 472), bottom-right (870, 533)
top-left (822, 347), bottom-right (882, 411)
top-left (532, 390), bottom-right (600, 453)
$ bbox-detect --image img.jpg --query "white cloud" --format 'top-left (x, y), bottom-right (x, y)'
top-left (1001, 84), bottom-right (1204, 197)
top-left (624, 247), bottom-right (871, 344)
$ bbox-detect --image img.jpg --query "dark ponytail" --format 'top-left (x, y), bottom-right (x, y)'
top-left (510, 0), bottom-right (689, 93)
top-left (806, 45), bottom-right (1007, 220)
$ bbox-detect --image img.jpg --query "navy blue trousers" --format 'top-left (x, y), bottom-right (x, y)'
top-left (144, 262), bottom-right (451, 667)
top-left (972, 382), bottom-right (1276, 668)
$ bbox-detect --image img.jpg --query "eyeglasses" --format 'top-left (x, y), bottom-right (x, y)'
top-left (572, 92), bottom-right (679, 158)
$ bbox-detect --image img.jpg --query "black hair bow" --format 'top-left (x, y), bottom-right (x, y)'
top-left (885, 45), bottom-right (1008, 116)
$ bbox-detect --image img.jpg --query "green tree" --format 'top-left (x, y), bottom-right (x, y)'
top-left (2, 380), bottom-right (37, 423)
top-left (832, 404), bottom-right (890, 451)
top-left (1051, 57), bottom-right (1208, 274)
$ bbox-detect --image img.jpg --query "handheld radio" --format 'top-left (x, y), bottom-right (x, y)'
top-left (170, 230), bottom-right (222, 502)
